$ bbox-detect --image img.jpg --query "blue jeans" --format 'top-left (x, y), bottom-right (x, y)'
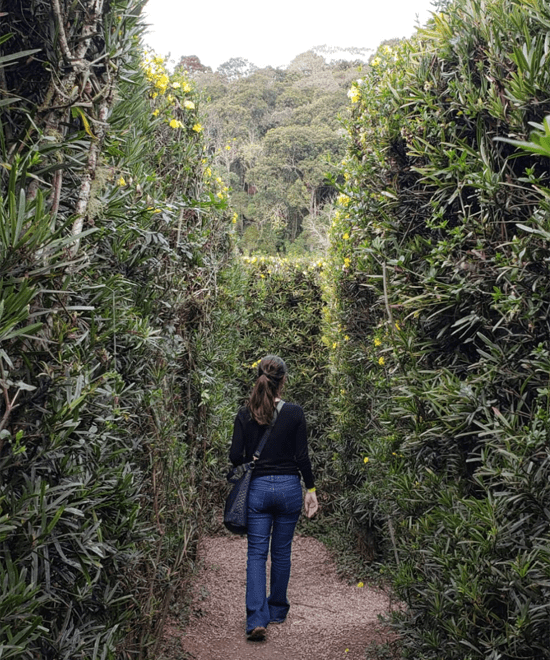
top-left (246, 474), bottom-right (302, 633)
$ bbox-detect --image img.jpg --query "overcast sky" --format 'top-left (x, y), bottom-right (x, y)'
top-left (143, 0), bottom-right (438, 70)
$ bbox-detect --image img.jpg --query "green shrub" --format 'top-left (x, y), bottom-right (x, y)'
top-left (202, 255), bottom-right (334, 516)
top-left (0, 3), bottom-right (231, 658)
top-left (329, 0), bottom-right (550, 657)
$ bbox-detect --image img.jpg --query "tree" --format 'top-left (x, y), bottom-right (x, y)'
top-left (217, 57), bottom-right (258, 81)
top-left (175, 55), bottom-right (212, 74)
top-left (195, 53), bottom-right (357, 253)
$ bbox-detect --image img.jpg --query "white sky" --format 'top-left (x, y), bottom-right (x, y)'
top-left (143, 0), bottom-right (438, 71)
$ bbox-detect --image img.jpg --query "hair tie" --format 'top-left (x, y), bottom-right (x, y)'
top-left (256, 355), bottom-right (288, 387)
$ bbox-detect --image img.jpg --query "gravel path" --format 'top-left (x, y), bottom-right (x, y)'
top-left (163, 534), bottom-right (395, 660)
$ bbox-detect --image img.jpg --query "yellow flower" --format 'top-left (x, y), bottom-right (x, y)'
top-left (225, 144), bottom-right (231, 150)
top-left (374, 338), bottom-right (382, 347)
top-left (344, 335), bottom-right (350, 341)
top-left (347, 87), bottom-right (361, 103)
top-left (192, 123), bottom-right (203, 132)
top-left (357, 582), bottom-right (364, 588)
top-left (332, 342), bottom-right (338, 349)
top-left (378, 356), bottom-right (385, 366)
top-left (371, 56), bottom-right (382, 67)
top-left (395, 321), bottom-right (401, 330)
top-left (171, 82), bottom-right (181, 89)
top-left (364, 457), bottom-right (369, 463)
top-left (169, 118), bottom-right (183, 129)
top-left (344, 257), bottom-right (351, 268)
top-left (182, 82), bottom-right (192, 93)
top-left (117, 176), bottom-right (126, 187)
top-left (151, 108), bottom-right (160, 117)
top-left (337, 193), bottom-right (350, 206)
top-left (205, 167), bottom-right (212, 177)
top-left (184, 100), bottom-right (195, 110)
top-left (156, 73), bottom-right (169, 92)
top-left (343, 233), bottom-right (350, 240)
top-left (216, 191), bottom-right (224, 199)
top-left (260, 273), bottom-right (265, 279)
top-left (232, 212), bottom-right (238, 224)
top-left (250, 256), bottom-right (257, 264)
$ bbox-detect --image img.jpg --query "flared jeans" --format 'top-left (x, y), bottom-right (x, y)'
top-left (246, 474), bottom-right (302, 633)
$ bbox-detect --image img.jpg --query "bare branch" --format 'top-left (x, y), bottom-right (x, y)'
top-left (75, 0), bottom-right (105, 62)
top-left (70, 94), bottom-right (112, 252)
top-left (51, 0), bottom-right (74, 63)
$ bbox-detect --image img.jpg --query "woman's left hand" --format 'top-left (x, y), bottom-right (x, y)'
top-left (304, 491), bottom-right (318, 518)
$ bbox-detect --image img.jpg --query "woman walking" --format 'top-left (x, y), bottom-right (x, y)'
top-left (229, 355), bottom-right (318, 641)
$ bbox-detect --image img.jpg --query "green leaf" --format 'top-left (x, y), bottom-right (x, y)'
top-left (0, 48), bottom-right (41, 67)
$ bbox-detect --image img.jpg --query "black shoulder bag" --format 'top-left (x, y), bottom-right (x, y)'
top-left (223, 400), bottom-right (285, 535)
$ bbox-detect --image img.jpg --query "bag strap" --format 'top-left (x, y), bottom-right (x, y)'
top-left (253, 400), bottom-right (285, 461)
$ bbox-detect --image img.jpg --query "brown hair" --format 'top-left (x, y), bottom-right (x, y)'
top-left (247, 355), bottom-right (288, 425)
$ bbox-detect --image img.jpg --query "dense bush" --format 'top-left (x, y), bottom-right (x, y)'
top-left (328, 0), bottom-right (550, 657)
top-left (0, 2), bottom-right (230, 658)
top-left (202, 255), bottom-right (334, 516)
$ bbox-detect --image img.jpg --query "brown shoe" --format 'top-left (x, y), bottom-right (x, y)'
top-left (247, 626), bottom-right (266, 641)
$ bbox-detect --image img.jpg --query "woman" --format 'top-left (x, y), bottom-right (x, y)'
top-left (229, 355), bottom-right (318, 641)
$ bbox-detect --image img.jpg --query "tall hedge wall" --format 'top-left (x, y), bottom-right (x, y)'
top-left (0, 2), bottom-right (231, 658)
top-left (202, 256), bottom-right (334, 516)
top-left (328, 0), bottom-right (550, 657)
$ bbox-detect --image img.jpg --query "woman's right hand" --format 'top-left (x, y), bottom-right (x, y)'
top-left (304, 491), bottom-right (318, 518)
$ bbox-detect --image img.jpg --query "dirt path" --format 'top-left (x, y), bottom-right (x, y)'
top-left (163, 534), bottom-right (395, 660)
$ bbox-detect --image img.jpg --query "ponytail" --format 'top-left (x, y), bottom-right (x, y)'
top-left (247, 355), bottom-right (287, 425)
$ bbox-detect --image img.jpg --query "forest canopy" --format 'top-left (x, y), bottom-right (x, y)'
top-left (186, 50), bottom-right (372, 254)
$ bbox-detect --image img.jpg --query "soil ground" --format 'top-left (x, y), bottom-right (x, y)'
top-left (161, 534), bottom-right (397, 660)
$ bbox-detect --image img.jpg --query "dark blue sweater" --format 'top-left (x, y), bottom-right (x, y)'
top-left (229, 403), bottom-right (315, 490)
